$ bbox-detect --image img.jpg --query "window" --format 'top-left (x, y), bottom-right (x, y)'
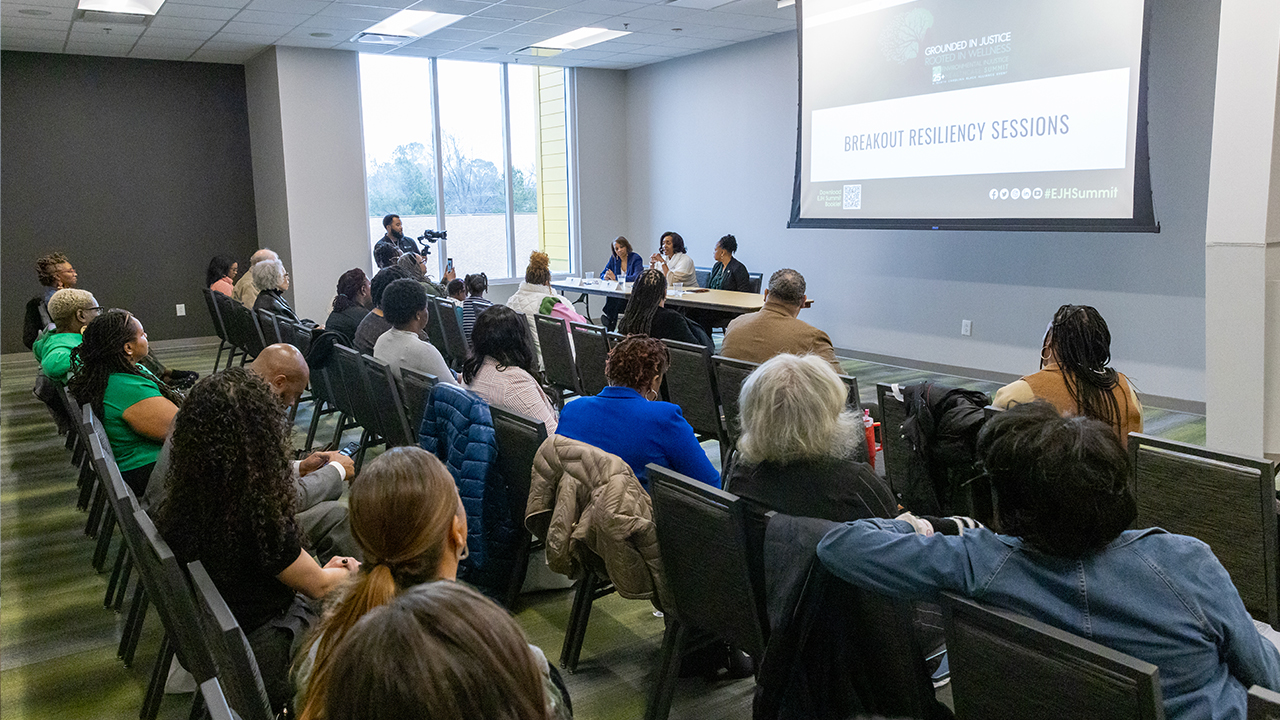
top-left (358, 55), bottom-right (574, 281)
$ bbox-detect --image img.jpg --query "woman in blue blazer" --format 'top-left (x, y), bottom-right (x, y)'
top-left (598, 236), bottom-right (645, 332)
top-left (556, 335), bottom-right (719, 489)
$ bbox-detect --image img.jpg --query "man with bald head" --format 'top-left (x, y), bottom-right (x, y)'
top-left (144, 344), bottom-right (358, 560)
top-left (233, 248), bottom-right (279, 308)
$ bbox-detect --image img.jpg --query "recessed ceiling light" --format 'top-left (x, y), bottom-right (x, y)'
top-left (77, 0), bottom-right (164, 17)
top-left (360, 9), bottom-right (464, 39)
top-left (481, 45), bottom-right (498, 51)
top-left (19, 9), bottom-right (52, 16)
top-left (310, 32), bottom-right (333, 37)
top-left (533, 27), bottom-right (630, 51)
top-left (671, 27), bottom-right (682, 31)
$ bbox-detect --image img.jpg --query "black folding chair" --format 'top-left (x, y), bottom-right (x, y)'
top-left (255, 308), bottom-right (283, 345)
top-left (942, 591), bottom-right (1164, 720)
top-left (304, 363), bottom-right (352, 452)
top-left (1129, 433), bottom-right (1280, 626)
top-left (212, 292), bottom-right (248, 368)
top-left (662, 339), bottom-right (727, 463)
top-left (187, 560), bottom-right (275, 720)
top-left (570, 322), bottom-right (610, 396)
top-left (202, 288), bottom-right (233, 373)
top-left (400, 367), bottom-right (438, 442)
top-left (876, 383), bottom-right (910, 489)
top-left (647, 465), bottom-right (768, 720)
top-left (361, 353), bottom-right (414, 448)
top-left (534, 314), bottom-right (581, 401)
top-left (490, 406), bottom-right (549, 608)
top-left (433, 296), bottom-right (470, 369)
top-left (221, 299), bottom-right (265, 363)
top-left (200, 677), bottom-right (241, 720)
top-left (711, 355), bottom-right (759, 458)
top-left (332, 345), bottom-right (379, 472)
top-left (1249, 685), bottom-right (1280, 719)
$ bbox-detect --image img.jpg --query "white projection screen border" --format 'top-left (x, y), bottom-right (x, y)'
top-left (788, 0), bottom-right (1159, 233)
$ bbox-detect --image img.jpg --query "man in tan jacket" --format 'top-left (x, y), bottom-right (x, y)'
top-left (720, 268), bottom-right (842, 372)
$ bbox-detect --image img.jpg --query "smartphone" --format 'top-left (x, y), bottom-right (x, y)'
top-left (338, 441), bottom-right (361, 458)
top-left (446, 257), bottom-right (454, 273)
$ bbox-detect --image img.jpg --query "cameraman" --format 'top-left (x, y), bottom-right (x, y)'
top-left (375, 214), bottom-right (421, 256)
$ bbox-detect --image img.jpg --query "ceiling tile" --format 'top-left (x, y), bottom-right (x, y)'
top-left (147, 15), bottom-right (228, 30)
top-left (529, 9), bottom-right (606, 26)
top-left (297, 14), bottom-right (368, 29)
top-left (130, 45), bottom-right (194, 58)
top-left (1, 27), bottom-right (69, 40)
top-left (1, 4), bottom-right (75, 21)
top-left (165, 0), bottom-right (251, 9)
top-left (564, 0), bottom-right (643, 14)
top-left (316, 3), bottom-right (396, 20)
top-left (139, 25), bottom-right (217, 37)
top-left (205, 31), bottom-right (276, 43)
top-left (620, 4), bottom-right (702, 21)
top-left (229, 8), bottom-right (309, 24)
top-left (397, 35), bottom-right (467, 50)
top-left (1, 38), bottom-right (67, 51)
top-left (410, 25), bottom-right (488, 42)
top-left (69, 25), bottom-right (144, 39)
top-left (243, 0), bottom-right (331, 12)
top-left (707, 0), bottom-right (786, 17)
top-left (189, 48), bottom-right (253, 60)
top-left (327, 0), bottom-right (413, 9)
top-left (2, 15), bottom-right (70, 30)
top-left (449, 15), bottom-right (521, 32)
top-left (132, 35), bottom-right (205, 47)
top-left (65, 43), bottom-right (131, 55)
top-left (275, 33), bottom-right (342, 46)
top-left (402, 0), bottom-right (490, 14)
top-left (469, 2), bottom-right (545, 20)
top-left (155, 4), bottom-right (239, 19)
top-left (220, 19), bottom-right (294, 33)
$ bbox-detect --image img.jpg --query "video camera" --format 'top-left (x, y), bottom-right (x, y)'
top-left (415, 229), bottom-right (447, 257)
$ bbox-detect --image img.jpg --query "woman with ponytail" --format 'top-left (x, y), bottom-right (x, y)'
top-left (295, 445), bottom-right (571, 720)
top-left (324, 268), bottom-right (371, 345)
top-left (68, 309), bottom-right (183, 495)
top-left (505, 251), bottom-right (567, 370)
top-left (994, 304), bottom-right (1143, 445)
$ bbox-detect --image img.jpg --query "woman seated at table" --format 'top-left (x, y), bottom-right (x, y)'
top-left (618, 269), bottom-right (711, 348)
top-left (557, 335), bottom-right (719, 489)
top-left (993, 304), bottom-right (1142, 445)
top-left (157, 369), bottom-right (359, 715)
top-left (726, 354), bottom-right (890, 520)
top-left (68, 309), bottom-right (183, 495)
top-left (648, 231), bottom-right (697, 288)
top-left (817, 401), bottom-right (1280, 720)
top-left (462, 306), bottom-right (558, 434)
top-left (324, 268), bottom-right (371, 346)
top-left (206, 255), bottom-right (238, 297)
top-left (252, 259), bottom-right (300, 322)
top-left (599, 236), bottom-right (644, 331)
top-left (688, 234), bottom-right (751, 336)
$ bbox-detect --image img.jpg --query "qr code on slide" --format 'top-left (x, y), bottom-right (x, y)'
top-left (843, 184), bottom-right (862, 210)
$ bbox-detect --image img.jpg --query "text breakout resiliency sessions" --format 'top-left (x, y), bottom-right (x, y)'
top-left (790, 0), bottom-right (1158, 232)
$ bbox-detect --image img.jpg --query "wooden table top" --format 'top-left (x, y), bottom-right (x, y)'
top-left (552, 279), bottom-right (811, 314)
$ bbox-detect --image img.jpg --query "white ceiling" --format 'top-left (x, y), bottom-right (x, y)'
top-left (0, 0), bottom-right (796, 68)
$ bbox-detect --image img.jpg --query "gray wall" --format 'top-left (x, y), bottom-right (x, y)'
top-left (1, 51), bottom-right (259, 353)
top-left (613, 0), bottom-right (1217, 402)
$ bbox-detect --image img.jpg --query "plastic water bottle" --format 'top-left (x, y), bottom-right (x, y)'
top-left (863, 409), bottom-right (879, 470)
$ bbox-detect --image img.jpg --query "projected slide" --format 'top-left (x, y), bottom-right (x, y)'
top-left (790, 0), bottom-right (1156, 231)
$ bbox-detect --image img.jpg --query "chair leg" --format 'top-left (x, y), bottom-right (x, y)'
top-left (561, 570), bottom-right (599, 672)
top-left (329, 412), bottom-right (349, 451)
top-left (645, 619), bottom-right (688, 720)
top-left (504, 534), bottom-right (534, 610)
top-left (212, 341), bottom-right (226, 375)
top-left (105, 542), bottom-right (129, 608)
top-left (114, 554), bottom-right (134, 613)
top-left (141, 633), bottom-right (174, 720)
top-left (120, 582), bottom-right (149, 667)
top-left (305, 400), bottom-right (326, 452)
top-left (187, 686), bottom-right (206, 720)
top-left (76, 462), bottom-right (97, 511)
top-left (93, 507), bottom-right (117, 572)
top-left (85, 482), bottom-right (107, 538)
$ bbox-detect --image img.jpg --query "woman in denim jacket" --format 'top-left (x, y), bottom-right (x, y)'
top-left (818, 401), bottom-right (1280, 720)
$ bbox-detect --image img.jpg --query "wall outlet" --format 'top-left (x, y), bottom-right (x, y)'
top-left (961, 319), bottom-right (972, 336)
top-left (176, 304), bottom-right (186, 317)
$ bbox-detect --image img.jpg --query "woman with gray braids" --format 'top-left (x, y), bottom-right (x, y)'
top-left (993, 304), bottom-right (1143, 444)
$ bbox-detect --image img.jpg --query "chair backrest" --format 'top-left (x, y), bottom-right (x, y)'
top-left (606, 331), bottom-right (625, 348)
top-left (1129, 433), bottom-right (1279, 625)
top-left (1249, 685), bottom-right (1280, 719)
top-left (875, 383), bottom-right (910, 487)
top-left (220, 298), bottom-right (265, 359)
top-left (941, 591), bottom-right (1164, 720)
top-left (200, 677), bottom-right (243, 720)
top-left (202, 288), bottom-right (229, 343)
top-left (361, 353), bottom-right (414, 447)
top-left (570, 322), bottom-right (610, 397)
top-left (331, 344), bottom-right (374, 429)
top-left (255, 308), bottom-right (282, 345)
top-left (128, 508), bottom-right (217, 682)
top-left (662, 339), bottom-right (722, 439)
top-left (711, 355), bottom-right (760, 445)
top-left (424, 299), bottom-right (450, 363)
top-left (694, 267), bottom-right (711, 287)
top-left (836, 373), bottom-right (862, 413)
top-left (83, 402), bottom-right (117, 465)
top-left (649, 464), bottom-right (767, 658)
top-left (983, 404), bottom-right (1002, 421)
top-left (534, 314), bottom-right (580, 395)
top-left (400, 366), bottom-right (438, 438)
top-left (432, 297), bottom-right (470, 366)
top-left (746, 272), bottom-right (764, 294)
top-left (277, 318), bottom-right (312, 356)
top-left (187, 560), bottom-right (274, 720)
top-left (490, 405), bottom-right (549, 532)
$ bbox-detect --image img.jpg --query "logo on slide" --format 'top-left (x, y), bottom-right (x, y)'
top-left (878, 8), bottom-right (934, 64)
top-left (843, 184), bottom-right (862, 210)
top-left (999, 188), bottom-right (1009, 200)
top-left (1010, 188), bottom-right (1022, 199)
top-left (932, 66), bottom-right (943, 84)
top-left (989, 189), bottom-right (999, 200)
top-left (1032, 187), bottom-right (1043, 199)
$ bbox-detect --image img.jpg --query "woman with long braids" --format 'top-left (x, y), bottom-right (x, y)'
top-left (994, 304), bottom-right (1143, 444)
top-left (157, 368), bottom-right (358, 716)
top-left (68, 309), bottom-right (183, 495)
top-left (294, 446), bottom-right (570, 720)
top-left (616, 268), bottom-right (710, 348)
top-left (324, 268), bottom-right (371, 345)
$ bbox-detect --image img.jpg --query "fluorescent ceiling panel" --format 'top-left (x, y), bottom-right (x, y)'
top-left (363, 9), bottom-right (464, 37)
top-left (77, 0), bottom-right (165, 16)
top-left (535, 26), bottom-right (629, 49)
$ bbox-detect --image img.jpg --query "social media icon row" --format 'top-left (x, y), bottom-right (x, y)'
top-left (989, 188), bottom-right (1043, 200)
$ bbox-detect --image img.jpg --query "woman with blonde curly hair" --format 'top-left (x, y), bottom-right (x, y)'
top-left (156, 368), bottom-right (359, 715)
top-left (726, 354), bottom-right (894, 521)
top-left (556, 335), bottom-right (719, 489)
top-left (504, 251), bottom-right (567, 370)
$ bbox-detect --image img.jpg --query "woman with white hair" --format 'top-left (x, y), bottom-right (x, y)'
top-left (726, 353), bottom-right (895, 521)
top-left (252, 259), bottom-right (300, 322)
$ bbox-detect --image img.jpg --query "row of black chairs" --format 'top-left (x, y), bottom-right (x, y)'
top-left (57, 389), bottom-right (281, 720)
